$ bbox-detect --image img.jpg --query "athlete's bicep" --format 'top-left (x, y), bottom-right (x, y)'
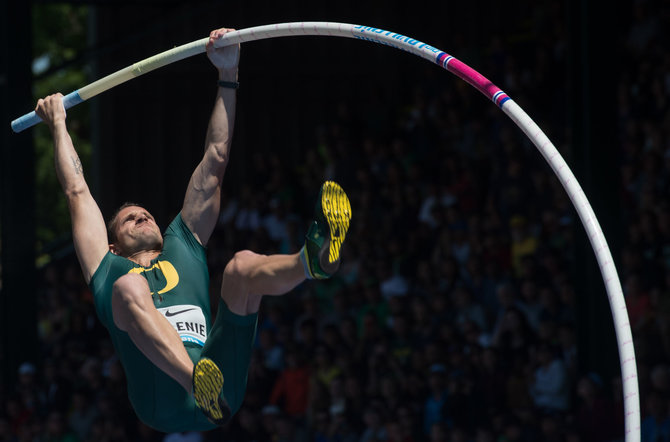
top-left (68, 189), bottom-right (109, 284)
top-left (181, 148), bottom-right (226, 246)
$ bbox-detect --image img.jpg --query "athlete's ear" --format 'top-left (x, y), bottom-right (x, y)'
top-left (109, 244), bottom-right (119, 255)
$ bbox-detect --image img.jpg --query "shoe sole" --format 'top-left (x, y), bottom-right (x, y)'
top-left (193, 358), bottom-right (227, 424)
top-left (320, 181), bottom-right (352, 265)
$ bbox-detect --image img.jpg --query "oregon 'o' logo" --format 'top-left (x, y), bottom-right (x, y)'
top-left (128, 260), bottom-right (179, 294)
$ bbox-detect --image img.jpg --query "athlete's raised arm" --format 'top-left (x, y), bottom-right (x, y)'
top-left (181, 27), bottom-right (239, 246)
top-left (36, 94), bottom-right (109, 283)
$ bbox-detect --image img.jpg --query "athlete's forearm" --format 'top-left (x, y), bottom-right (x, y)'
top-left (51, 120), bottom-right (90, 198)
top-left (204, 68), bottom-right (237, 163)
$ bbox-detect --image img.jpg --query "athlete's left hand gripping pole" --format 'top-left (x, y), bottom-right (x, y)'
top-left (10, 37), bottom-right (211, 133)
top-left (12, 91), bottom-right (84, 133)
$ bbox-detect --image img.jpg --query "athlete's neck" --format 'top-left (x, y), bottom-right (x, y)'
top-left (127, 249), bottom-right (161, 267)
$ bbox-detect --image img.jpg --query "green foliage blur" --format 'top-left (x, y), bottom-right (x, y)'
top-left (32, 4), bottom-right (90, 264)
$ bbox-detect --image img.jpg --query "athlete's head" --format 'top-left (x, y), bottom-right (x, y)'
top-left (107, 202), bottom-right (163, 257)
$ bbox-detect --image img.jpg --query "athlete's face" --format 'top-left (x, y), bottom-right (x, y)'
top-left (110, 206), bottom-right (163, 257)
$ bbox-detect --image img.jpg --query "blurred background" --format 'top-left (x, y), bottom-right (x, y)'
top-left (2, 0), bottom-right (670, 440)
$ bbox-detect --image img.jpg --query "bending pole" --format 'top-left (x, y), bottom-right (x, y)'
top-left (11, 22), bottom-right (640, 440)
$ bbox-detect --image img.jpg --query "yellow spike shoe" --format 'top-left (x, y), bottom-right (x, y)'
top-left (304, 181), bottom-right (352, 279)
top-left (192, 358), bottom-right (231, 426)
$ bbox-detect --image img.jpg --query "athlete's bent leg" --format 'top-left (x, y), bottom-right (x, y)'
top-left (221, 181), bottom-right (352, 315)
top-left (112, 273), bottom-right (194, 393)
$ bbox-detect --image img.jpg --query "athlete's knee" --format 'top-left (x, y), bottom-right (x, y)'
top-left (112, 274), bottom-right (151, 330)
top-left (224, 250), bottom-right (265, 281)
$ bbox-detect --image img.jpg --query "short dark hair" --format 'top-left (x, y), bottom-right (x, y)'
top-left (107, 202), bottom-right (144, 244)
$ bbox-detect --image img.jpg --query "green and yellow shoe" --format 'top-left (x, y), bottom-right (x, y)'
top-left (192, 358), bottom-right (231, 426)
top-left (303, 181), bottom-right (352, 279)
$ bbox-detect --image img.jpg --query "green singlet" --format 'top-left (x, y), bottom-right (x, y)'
top-left (89, 213), bottom-right (258, 432)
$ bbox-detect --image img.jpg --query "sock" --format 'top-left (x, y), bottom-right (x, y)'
top-left (299, 246), bottom-right (314, 279)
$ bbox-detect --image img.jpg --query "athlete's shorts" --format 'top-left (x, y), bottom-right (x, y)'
top-left (110, 300), bottom-right (258, 433)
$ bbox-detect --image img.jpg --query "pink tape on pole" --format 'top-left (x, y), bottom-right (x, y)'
top-left (436, 52), bottom-right (509, 107)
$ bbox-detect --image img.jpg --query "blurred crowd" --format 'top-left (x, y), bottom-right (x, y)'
top-left (2, 2), bottom-right (670, 441)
